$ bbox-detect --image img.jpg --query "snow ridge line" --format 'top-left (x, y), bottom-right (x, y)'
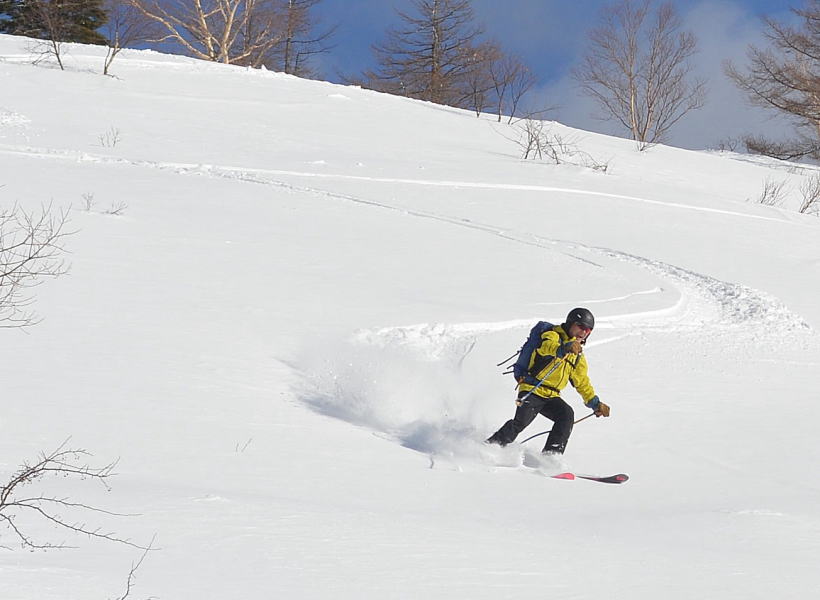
top-left (0, 143), bottom-right (793, 225)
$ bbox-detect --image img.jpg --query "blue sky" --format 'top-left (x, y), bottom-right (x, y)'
top-left (316, 0), bottom-right (800, 150)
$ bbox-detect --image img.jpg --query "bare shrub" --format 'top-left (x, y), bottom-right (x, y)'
top-left (514, 119), bottom-right (610, 172)
top-left (0, 203), bottom-right (70, 328)
top-left (754, 178), bottom-right (789, 207)
top-left (99, 126), bottom-right (122, 148)
top-left (799, 172), bottom-right (820, 215)
top-left (0, 441), bottom-right (143, 550)
top-left (82, 192), bottom-right (96, 211)
top-left (105, 200), bottom-right (128, 216)
top-left (235, 437), bottom-right (254, 453)
top-left (710, 137), bottom-right (742, 152)
top-left (517, 118), bottom-right (559, 161)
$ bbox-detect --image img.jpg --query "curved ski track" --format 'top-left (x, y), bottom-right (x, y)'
top-left (2, 143), bottom-right (810, 362)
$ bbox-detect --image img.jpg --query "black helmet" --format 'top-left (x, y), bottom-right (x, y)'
top-left (566, 307), bottom-right (594, 330)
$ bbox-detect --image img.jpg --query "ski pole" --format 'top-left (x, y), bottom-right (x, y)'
top-left (519, 412), bottom-right (596, 444)
top-left (496, 351), bottom-right (518, 367)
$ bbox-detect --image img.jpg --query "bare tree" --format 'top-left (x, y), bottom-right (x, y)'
top-left (267, 0), bottom-right (335, 76)
top-left (489, 52), bottom-right (536, 123)
top-left (574, 0), bottom-right (706, 149)
top-left (102, 0), bottom-right (159, 75)
top-left (0, 202), bottom-right (70, 329)
top-left (1, 0), bottom-right (109, 70)
top-left (24, 0), bottom-right (79, 70)
top-left (362, 0), bottom-right (485, 105)
top-left (356, 1), bottom-right (537, 118)
top-left (1, 0), bottom-right (107, 54)
top-left (436, 38), bottom-right (536, 122)
top-left (725, 1), bottom-right (820, 161)
top-left (461, 40), bottom-right (500, 116)
top-left (0, 441), bottom-right (143, 550)
top-left (127, 0), bottom-right (285, 66)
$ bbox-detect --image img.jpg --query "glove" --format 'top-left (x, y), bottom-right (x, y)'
top-left (587, 396), bottom-right (610, 417)
top-left (557, 339), bottom-right (582, 358)
top-left (595, 401), bottom-right (611, 417)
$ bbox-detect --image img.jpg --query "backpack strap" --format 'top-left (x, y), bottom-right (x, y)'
top-left (522, 325), bottom-right (579, 380)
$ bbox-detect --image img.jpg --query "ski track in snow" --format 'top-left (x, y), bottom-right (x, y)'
top-left (7, 138), bottom-right (816, 477)
top-left (0, 143), bottom-right (796, 224)
top-left (3, 142), bottom-right (811, 364)
top-left (113, 148), bottom-right (810, 466)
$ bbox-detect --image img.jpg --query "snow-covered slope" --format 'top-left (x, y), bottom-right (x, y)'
top-left (2, 35), bottom-right (819, 599)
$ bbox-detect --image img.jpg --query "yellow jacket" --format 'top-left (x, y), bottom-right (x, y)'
top-left (517, 325), bottom-right (597, 404)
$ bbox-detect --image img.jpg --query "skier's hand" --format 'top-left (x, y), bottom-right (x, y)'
top-left (557, 339), bottom-right (582, 357)
top-left (595, 401), bottom-right (611, 418)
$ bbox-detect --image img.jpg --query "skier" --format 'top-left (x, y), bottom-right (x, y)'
top-left (486, 308), bottom-right (610, 455)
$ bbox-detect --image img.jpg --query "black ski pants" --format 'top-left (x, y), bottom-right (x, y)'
top-left (487, 394), bottom-right (575, 454)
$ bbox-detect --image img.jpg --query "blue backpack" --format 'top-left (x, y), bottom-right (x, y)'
top-left (511, 321), bottom-right (555, 380)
